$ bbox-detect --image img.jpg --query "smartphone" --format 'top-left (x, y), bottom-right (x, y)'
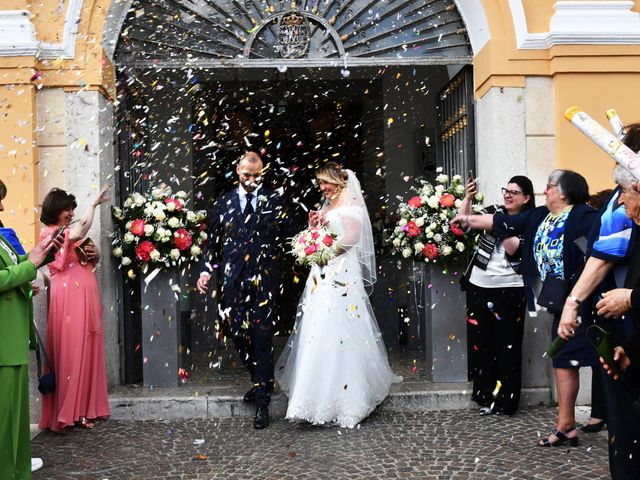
top-left (57, 225), bottom-right (66, 238)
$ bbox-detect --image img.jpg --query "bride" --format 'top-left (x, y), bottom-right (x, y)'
top-left (275, 162), bottom-right (401, 428)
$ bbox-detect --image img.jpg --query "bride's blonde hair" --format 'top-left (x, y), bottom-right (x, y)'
top-left (315, 162), bottom-right (348, 188)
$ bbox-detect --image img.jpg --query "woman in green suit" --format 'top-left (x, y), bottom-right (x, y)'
top-left (0, 180), bottom-right (61, 479)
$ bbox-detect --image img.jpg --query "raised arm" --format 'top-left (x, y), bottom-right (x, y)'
top-left (68, 185), bottom-right (109, 242)
top-left (457, 177), bottom-right (477, 217)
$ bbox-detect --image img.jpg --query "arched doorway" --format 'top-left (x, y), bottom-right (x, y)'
top-left (110, 0), bottom-right (476, 385)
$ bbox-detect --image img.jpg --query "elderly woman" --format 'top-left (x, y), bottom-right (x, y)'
top-left (457, 175), bottom-right (535, 416)
top-left (453, 170), bottom-right (600, 446)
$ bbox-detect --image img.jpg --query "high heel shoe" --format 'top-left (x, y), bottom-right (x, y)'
top-left (579, 419), bottom-right (605, 433)
top-left (78, 417), bottom-right (95, 429)
top-left (537, 428), bottom-right (579, 447)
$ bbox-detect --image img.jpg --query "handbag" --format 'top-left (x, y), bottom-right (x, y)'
top-left (75, 237), bottom-right (95, 265)
top-left (34, 327), bottom-right (55, 395)
top-left (536, 275), bottom-right (571, 312)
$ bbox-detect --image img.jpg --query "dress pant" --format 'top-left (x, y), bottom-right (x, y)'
top-left (222, 274), bottom-right (275, 408)
top-left (466, 283), bottom-right (526, 414)
top-left (0, 364), bottom-right (31, 480)
top-left (600, 366), bottom-right (640, 479)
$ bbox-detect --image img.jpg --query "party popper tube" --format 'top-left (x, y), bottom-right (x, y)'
top-left (606, 108), bottom-right (626, 140)
top-left (565, 106), bottom-right (640, 180)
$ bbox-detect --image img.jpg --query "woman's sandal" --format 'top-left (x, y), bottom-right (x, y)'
top-left (78, 417), bottom-right (95, 429)
top-left (537, 428), bottom-right (579, 447)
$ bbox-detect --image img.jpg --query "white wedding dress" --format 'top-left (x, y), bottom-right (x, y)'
top-left (276, 193), bottom-right (401, 428)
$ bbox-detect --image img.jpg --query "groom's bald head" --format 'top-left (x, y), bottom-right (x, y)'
top-left (237, 152), bottom-right (263, 192)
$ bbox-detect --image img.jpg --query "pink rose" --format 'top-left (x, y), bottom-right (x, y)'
top-left (439, 193), bottom-right (455, 208)
top-left (130, 219), bottom-right (146, 236)
top-left (405, 221), bottom-right (420, 237)
top-left (407, 196), bottom-right (422, 208)
top-left (422, 243), bottom-right (439, 260)
top-left (174, 228), bottom-right (193, 251)
top-left (322, 235), bottom-right (334, 247)
top-left (304, 243), bottom-right (318, 255)
top-left (135, 241), bottom-right (155, 262)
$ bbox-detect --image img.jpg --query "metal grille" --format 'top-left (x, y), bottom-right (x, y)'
top-left (114, 0), bottom-right (472, 67)
top-left (436, 66), bottom-right (474, 177)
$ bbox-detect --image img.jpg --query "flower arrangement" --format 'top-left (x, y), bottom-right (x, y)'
top-left (290, 226), bottom-right (340, 267)
top-left (111, 186), bottom-right (207, 277)
top-left (387, 172), bottom-right (482, 267)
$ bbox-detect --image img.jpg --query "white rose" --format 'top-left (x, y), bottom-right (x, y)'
top-left (132, 192), bottom-right (145, 206)
top-left (398, 218), bottom-right (407, 227)
top-left (455, 185), bottom-right (465, 195)
top-left (144, 224), bottom-right (154, 236)
top-left (149, 249), bottom-right (161, 261)
top-left (452, 174), bottom-right (462, 182)
top-left (426, 232), bottom-right (434, 239)
top-left (144, 204), bottom-right (155, 216)
top-left (475, 192), bottom-right (485, 202)
top-left (414, 242), bottom-right (425, 252)
top-left (165, 201), bottom-right (176, 212)
top-left (436, 174), bottom-right (449, 184)
top-left (442, 225), bottom-right (449, 233)
top-left (168, 217), bottom-right (180, 228)
top-left (421, 184), bottom-right (434, 196)
top-left (456, 242), bottom-right (465, 252)
top-left (175, 190), bottom-right (187, 199)
top-left (402, 247), bottom-right (412, 258)
top-left (190, 245), bottom-right (202, 256)
top-left (430, 222), bottom-right (437, 230)
top-left (151, 188), bottom-right (164, 199)
top-left (392, 238), bottom-right (401, 247)
top-left (153, 209), bottom-right (166, 221)
top-left (199, 231), bottom-right (208, 240)
top-left (125, 221), bottom-right (132, 230)
top-left (124, 197), bottom-right (133, 208)
top-left (433, 234), bottom-right (442, 243)
top-left (161, 236), bottom-right (171, 243)
top-left (187, 211), bottom-right (197, 222)
top-left (415, 217), bottom-right (425, 227)
top-left (454, 199), bottom-right (462, 208)
top-left (170, 248), bottom-right (181, 260)
top-left (113, 207), bottom-right (124, 220)
top-left (427, 197), bottom-right (439, 209)
top-left (112, 247), bottom-right (123, 258)
top-left (442, 246), bottom-right (453, 256)
top-left (124, 232), bottom-right (135, 244)
top-left (435, 185), bottom-right (445, 194)
top-left (121, 256), bottom-right (131, 266)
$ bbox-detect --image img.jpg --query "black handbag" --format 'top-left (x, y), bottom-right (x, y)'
top-left (35, 327), bottom-right (56, 395)
top-left (536, 275), bottom-right (571, 312)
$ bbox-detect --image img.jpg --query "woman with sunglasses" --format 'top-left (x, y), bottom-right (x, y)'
top-left (457, 175), bottom-right (535, 416)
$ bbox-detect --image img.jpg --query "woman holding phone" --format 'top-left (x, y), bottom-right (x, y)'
top-left (38, 186), bottom-right (111, 432)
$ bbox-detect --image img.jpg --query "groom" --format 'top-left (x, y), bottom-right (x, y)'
top-left (197, 151), bottom-right (296, 429)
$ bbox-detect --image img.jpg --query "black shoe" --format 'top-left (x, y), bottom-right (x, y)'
top-left (254, 406), bottom-right (269, 430)
top-left (579, 419), bottom-right (605, 433)
top-left (537, 428), bottom-right (579, 447)
top-left (243, 387), bottom-right (257, 403)
top-left (479, 407), bottom-right (494, 416)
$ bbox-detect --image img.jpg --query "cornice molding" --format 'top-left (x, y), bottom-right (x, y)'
top-left (0, 0), bottom-right (84, 59)
top-left (510, 0), bottom-right (640, 50)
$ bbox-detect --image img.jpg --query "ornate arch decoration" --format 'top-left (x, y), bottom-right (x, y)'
top-left (112, 0), bottom-right (472, 67)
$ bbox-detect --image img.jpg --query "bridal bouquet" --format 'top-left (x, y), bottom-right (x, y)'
top-left (387, 172), bottom-right (481, 267)
top-left (290, 226), bottom-right (340, 267)
top-left (111, 186), bottom-right (208, 277)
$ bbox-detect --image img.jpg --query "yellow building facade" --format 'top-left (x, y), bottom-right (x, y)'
top-left (2, 0), bottom-right (640, 390)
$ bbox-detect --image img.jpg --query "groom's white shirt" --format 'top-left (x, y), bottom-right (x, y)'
top-left (238, 184), bottom-right (262, 212)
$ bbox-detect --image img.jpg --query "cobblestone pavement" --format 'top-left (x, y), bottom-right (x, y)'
top-left (32, 407), bottom-right (610, 480)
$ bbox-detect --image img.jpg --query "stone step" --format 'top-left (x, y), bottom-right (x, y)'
top-left (108, 382), bottom-right (552, 421)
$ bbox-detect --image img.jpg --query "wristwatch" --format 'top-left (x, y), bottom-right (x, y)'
top-left (567, 295), bottom-right (582, 306)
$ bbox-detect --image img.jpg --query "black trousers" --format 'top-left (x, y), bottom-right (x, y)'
top-left (590, 365), bottom-right (607, 420)
top-left (466, 284), bottom-right (526, 414)
top-left (600, 366), bottom-right (640, 479)
top-left (222, 276), bottom-right (275, 408)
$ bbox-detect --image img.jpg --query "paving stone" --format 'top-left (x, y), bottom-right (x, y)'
top-left (31, 407), bottom-right (610, 479)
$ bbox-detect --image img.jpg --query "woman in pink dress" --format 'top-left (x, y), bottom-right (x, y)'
top-left (39, 186), bottom-right (110, 431)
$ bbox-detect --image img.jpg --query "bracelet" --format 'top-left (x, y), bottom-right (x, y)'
top-left (567, 295), bottom-right (582, 306)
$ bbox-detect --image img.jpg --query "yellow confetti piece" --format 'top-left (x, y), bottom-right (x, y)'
top-left (259, 299), bottom-right (269, 307)
top-left (387, 117), bottom-right (394, 126)
top-left (492, 380), bottom-right (502, 397)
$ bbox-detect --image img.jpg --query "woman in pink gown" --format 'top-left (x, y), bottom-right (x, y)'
top-left (39, 186), bottom-right (110, 431)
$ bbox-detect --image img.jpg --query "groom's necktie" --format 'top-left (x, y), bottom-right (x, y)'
top-left (243, 192), bottom-right (254, 223)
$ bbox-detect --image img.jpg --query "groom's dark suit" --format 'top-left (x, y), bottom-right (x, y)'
top-left (202, 186), bottom-right (296, 407)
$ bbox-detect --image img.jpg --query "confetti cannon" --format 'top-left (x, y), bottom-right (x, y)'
top-left (564, 106), bottom-right (640, 180)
